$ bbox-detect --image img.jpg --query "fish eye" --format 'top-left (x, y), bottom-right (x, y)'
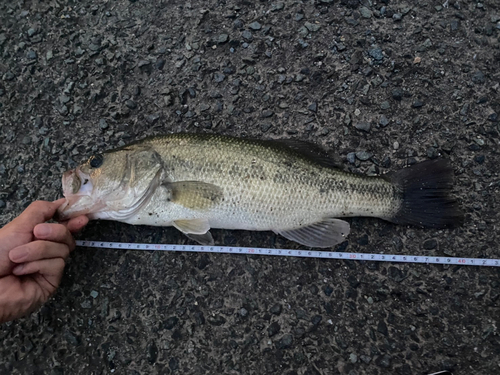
top-left (89, 154), bottom-right (104, 168)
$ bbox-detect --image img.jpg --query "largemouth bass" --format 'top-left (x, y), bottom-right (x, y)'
top-left (57, 133), bottom-right (462, 248)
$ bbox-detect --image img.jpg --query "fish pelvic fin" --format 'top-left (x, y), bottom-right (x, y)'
top-left (384, 159), bottom-right (463, 228)
top-left (275, 218), bottom-right (350, 248)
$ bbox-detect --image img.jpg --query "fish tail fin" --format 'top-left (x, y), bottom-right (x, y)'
top-left (385, 159), bottom-right (463, 228)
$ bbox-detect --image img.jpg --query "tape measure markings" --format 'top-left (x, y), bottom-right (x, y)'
top-left (75, 240), bottom-right (500, 268)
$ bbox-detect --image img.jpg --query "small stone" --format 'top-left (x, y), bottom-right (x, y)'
top-left (379, 115), bottom-right (389, 127)
top-left (360, 355), bottom-right (372, 364)
top-left (472, 71), bottom-right (485, 84)
top-left (80, 299), bottom-right (92, 309)
top-left (73, 104), bottom-right (82, 115)
top-left (138, 60), bottom-right (150, 68)
top-left (214, 72), bottom-right (226, 83)
top-left (242, 30), bottom-right (253, 41)
top-left (270, 303), bottom-right (282, 315)
top-left (427, 147), bottom-right (439, 159)
top-left (90, 291), bottom-right (99, 299)
top-left (99, 119), bottom-right (108, 129)
top-left (147, 341), bottom-right (158, 364)
top-left (368, 48), bottom-right (383, 61)
top-left (261, 123), bottom-right (272, 132)
top-left (0, 200), bottom-right (5, 209)
top-left (271, 2), bottom-right (284, 11)
top-left (376, 354), bottom-right (391, 368)
top-left (164, 316), bottom-right (179, 330)
top-left (249, 21), bottom-right (262, 30)
top-left (349, 353), bottom-right (358, 363)
top-left (75, 46), bottom-right (85, 57)
top-left (218, 33), bottom-right (229, 43)
top-left (27, 50), bottom-right (37, 60)
top-left (393, 13), bottom-right (402, 21)
top-left (392, 88), bottom-right (403, 100)
top-left (355, 151), bottom-right (372, 161)
top-left (239, 308), bottom-right (248, 317)
top-left (146, 114), bottom-right (160, 125)
top-left (64, 330), bottom-right (80, 346)
top-left (304, 21), bottom-right (321, 32)
top-left (354, 122), bottom-right (371, 132)
top-left (125, 99), bottom-right (137, 109)
top-left (233, 19), bottom-right (244, 29)
top-left (3, 72), bottom-right (15, 81)
top-left (156, 58), bottom-right (166, 70)
top-left (268, 322), bottom-right (280, 337)
top-left (27, 27), bottom-right (37, 37)
top-left (308, 102), bottom-right (317, 113)
top-left (422, 38), bottom-right (432, 49)
top-left (412, 100), bottom-right (424, 108)
top-left (380, 101), bottom-right (390, 110)
top-left (377, 320), bottom-right (388, 336)
top-left (360, 7), bottom-right (372, 18)
top-left (262, 109), bottom-right (274, 118)
top-left (423, 239), bottom-right (438, 250)
top-left (276, 334), bottom-right (293, 349)
top-left (294, 13), bottom-right (304, 22)
top-left (22, 136), bottom-right (31, 145)
top-left (487, 113), bottom-right (498, 122)
top-left (347, 152), bottom-right (356, 164)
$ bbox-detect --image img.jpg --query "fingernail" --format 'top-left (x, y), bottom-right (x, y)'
top-left (35, 224), bottom-right (51, 237)
top-left (13, 264), bottom-right (24, 274)
top-left (10, 248), bottom-right (28, 262)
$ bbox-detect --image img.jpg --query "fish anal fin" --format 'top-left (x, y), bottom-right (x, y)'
top-left (275, 218), bottom-right (350, 248)
top-left (167, 181), bottom-right (223, 210)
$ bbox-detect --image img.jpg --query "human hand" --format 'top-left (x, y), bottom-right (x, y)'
top-left (0, 199), bottom-right (88, 324)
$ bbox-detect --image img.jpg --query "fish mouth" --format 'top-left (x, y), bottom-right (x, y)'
top-left (57, 168), bottom-right (105, 220)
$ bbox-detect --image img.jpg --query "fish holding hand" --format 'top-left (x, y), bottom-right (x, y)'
top-left (57, 134), bottom-right (463, 248)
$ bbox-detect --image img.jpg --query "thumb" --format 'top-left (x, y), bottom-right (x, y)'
top-left (11, 200), bottom-right (66, 229)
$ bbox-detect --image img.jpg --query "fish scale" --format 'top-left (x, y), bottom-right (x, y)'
top-left (141, 134), bottom-right (399, 230)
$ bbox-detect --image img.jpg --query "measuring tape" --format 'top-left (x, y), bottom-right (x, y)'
top-left (76, 240), bottom-right (500, 268)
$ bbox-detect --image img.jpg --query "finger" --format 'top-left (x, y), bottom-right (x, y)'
top-left (11, 200), bottom-right (65, 229)
top-left (33, 223), bottom-right (75, 251)
top-left (9, 241), bottom-right (71, 263)
top-left (65, 215), bottom-right (89, 233)
top-left (13, 258), bottom-right (65, 288)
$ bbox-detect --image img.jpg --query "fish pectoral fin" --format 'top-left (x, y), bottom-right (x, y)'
top-left (174, 218), bottom-right (211, 235)
top-left (185, 231), bottom-right (215, 246)
top-left (167, 181), bottom-right (223, 210)
top-left (275, 218), bottom-right (350, 248)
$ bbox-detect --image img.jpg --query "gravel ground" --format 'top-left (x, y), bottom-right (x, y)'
top-left (1, 0), bottom-right (500, 374)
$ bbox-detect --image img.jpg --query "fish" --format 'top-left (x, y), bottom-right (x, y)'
top-left (57, 133), bottom-right (463, 248)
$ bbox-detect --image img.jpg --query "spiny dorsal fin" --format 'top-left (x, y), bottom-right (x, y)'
top-left (268, 139), bottom-right (341, 168)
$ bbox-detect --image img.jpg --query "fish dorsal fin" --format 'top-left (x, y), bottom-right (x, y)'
top-left (275, 218), bottom-right (350, 248)
top-left (166, 181), bottom-right (223, 210)
top-left (174, 218), bottom-right (211, 235)
top-left (270, 139), bottom-right (341, 168)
